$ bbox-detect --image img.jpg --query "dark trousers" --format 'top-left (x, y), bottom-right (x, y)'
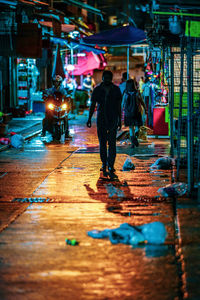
top-left (97, 126), bottom-right (117, 169)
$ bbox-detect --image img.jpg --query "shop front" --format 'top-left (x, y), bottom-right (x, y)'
top-left (17, 58), bottom-right (42, 114)
top-left (144, 47), bottom-right (169, 136)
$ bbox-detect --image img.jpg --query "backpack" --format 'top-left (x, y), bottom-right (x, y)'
top-left (124, 91), bottom-right (139, 117)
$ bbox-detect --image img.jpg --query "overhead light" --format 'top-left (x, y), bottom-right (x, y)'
top-left (77, 53), bottom-right (86, 57)
top-left (169, 16), bottom-right (181, 35)
top-left (66, 64), bottom-right (75, 71)
top-left (69, 30), bottom-right (80, 39)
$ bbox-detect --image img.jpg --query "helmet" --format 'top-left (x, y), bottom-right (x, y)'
top-left (52, 75), bottom-right (63, 88)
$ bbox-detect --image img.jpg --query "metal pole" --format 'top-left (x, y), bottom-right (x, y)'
top-left (187, 38), bottom-right (194, 193)
top-left (9, 57), bottom-right (12, 108)
top-left (70, 46), bottom-right (75, 100)
top-left (177, 41), bottom-right (184, 180)
top-left (0, 70), bottom-right (3, 110)
top-left (170, 51), bottom-right (174, 157)
top-left (70, 47), bottom-right (74, 80)
top-left (197, 117), bottom-right (200, 183)
top-left (127, 46), bottom-right (130, 79)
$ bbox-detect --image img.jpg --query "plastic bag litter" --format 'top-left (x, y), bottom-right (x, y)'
top-left (157, 182), bottom-right (187, 197)
top-left (123, 157), bottom-right (135, 171)
top-left (150, 156), bottom-right (174, 170)
top-left (105, 183), bottom-right (125, 198)
top-left (120, 139), bottom-right (131, 145)
top-left (148, 142), bottom-right (155, 148)
top-left (87, 221), bottom-right (167, 245)
top-left (138, 221), bottom-right (167, 244)
top-left (10, 134), bottom-right (24, 149)
top-left (0, 137), bottom-right (10, 145)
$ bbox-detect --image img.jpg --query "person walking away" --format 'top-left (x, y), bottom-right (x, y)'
top-left (86, 70), bottom-right (122, 179)
top-left (139, 76), bottom-right (145, 94)
top-left (119, 72), bottom-right (128, 95)
top-left (83, 74), bottom-right (96, 108)
top-left (122, 79), bottom-right (147, 148)
top-left (83, 74), bottom-right (95, 93)
top-left (142, 78), bottom-right (152, 127)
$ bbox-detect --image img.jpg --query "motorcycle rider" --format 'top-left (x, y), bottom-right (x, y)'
top-left (42, 75), bottom-right (71, 138)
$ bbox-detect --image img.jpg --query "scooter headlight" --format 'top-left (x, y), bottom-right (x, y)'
top-left (61, 103), bottom-right (67, 110)
top-left (48, 103), bottom-right (54, 110)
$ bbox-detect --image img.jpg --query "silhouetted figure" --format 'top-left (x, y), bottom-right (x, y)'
top-left (122, 79), bottom-right (147, 148)
top-left (119, 72), bottom-right (128, 95)
top-left (86, 70), bottom-right (122, 179)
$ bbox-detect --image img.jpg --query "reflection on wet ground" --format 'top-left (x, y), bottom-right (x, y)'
top-left (0, 202), bottom-right (179, 300)
top-left (0, 113), bottom-right (186, 300)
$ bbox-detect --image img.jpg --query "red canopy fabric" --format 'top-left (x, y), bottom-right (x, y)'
top-left (68, 51), bottom-right (101, 76)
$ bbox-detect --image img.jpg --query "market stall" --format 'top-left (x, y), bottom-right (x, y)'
top-left (144, 47), bottom-right (169, 136)
top-left (83, 25), bottom-right (146, 79)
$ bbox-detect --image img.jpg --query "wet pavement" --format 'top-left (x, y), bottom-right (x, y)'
top-left (0, 112), bottom-right (200, 299)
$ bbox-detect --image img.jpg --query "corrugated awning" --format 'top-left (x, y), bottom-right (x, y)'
top-left (39, 21), bottom-right (75, 33)
top-left (32, 0), bottom-right (49, 5)
top-left (0, 0), bottom-right (17, 5)
top-left (51, 37), bottom-right (106, 54)
top-left (18, 0), bottom-right (48, 6)
top-left (54, 0), bottom-right (103, 19)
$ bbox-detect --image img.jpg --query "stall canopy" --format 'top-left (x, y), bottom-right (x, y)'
top-left (51, 37), bottom-right (105, 55)
top-left (82, 25), bottom-right (146, 77)
top-left (82, 25), bottom-right (146, 46)
top-left (51, 37), bottom-right (106, 77)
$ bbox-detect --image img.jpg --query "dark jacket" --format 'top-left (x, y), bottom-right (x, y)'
top-left (91, 82), bottom-right (122, 130)
top-left (44, 86), bottom-right (68, 97)
top-left (122, 91), bottom-right (143, 127)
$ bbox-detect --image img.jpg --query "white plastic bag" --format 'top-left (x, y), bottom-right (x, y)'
top-left (11, 134), bottom-right (24, 149)
top-left (139, 221), bottom-right (167, 244)
top-left (157, 182), bottom-right (187, 197)
top-left (123, 157), bottom-right (135, 171)
top-left (150, 156), bottom-right (174, 170)
top-left (148, 142), bottom-right (155, 148)
top-left (87, 221), bottom-right (167, 245)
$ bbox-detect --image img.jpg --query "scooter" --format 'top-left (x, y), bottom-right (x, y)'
top-left (43, 91), bottom-right (71, 141)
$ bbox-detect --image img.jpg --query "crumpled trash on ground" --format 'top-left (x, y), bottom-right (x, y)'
top-left (150, 156), bottom-right (175, 170)
top-left (148, 142), bottom-right (155, 148)
top-left (123, 157), bottom-right (135, 171)
top-left (87, 221), bottom-right (167, 245)
top-left (105, 183), bottom-right (125, 198)
top-left (119, 139), bottom-right (131, 145)
top-left (157, 182), bottom-right (187, 197)
top-left (0, 137), bottom-right (11, 145)
top-left (10, 134), bottom-right (24, 149)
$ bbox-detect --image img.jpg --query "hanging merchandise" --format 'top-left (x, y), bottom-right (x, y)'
top-left (143, 48), bottom-right (170, 135)
top-left (17, 58), bottom-right (40, 111)
top-left (17, 59), bottom-right (29, 107)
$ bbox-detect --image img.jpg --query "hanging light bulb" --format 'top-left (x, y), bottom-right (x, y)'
top-left (169, 16), bottom-right (181, 35)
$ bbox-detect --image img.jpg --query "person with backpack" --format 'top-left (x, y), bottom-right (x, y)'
top-left (122, 78), bottom-right (147, 148)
